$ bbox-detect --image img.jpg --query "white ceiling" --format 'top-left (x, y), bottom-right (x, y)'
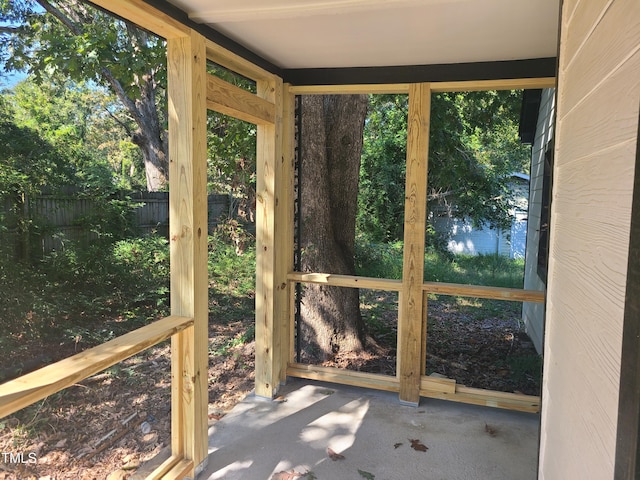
top-left (166, 0), bottom-right (560, 69)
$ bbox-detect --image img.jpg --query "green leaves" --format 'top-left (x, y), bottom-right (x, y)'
top-left (358, 90), bottom-right (530, 244)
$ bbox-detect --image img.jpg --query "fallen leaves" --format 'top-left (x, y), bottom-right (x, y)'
top-left (358, 469), bottom-right (376, 479)
top-left (485, 423), bottom-right (498, 437)
top-left (272, 470), bottom-right (305, 480)
top-left (327, 447), bottom-right (345, 461)
top-left (409, 439), bottom-right (428, 452)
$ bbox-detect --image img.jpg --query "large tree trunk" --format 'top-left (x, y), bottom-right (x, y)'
top-left (299, 94), bottom-right (368, 360)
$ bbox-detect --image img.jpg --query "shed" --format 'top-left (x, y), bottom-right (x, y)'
top-left (0, 1), bottom-right (638, 479)
top-left (431, 172), bottom-right (530, 258)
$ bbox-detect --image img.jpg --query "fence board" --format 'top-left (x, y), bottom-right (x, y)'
top-left (1, 192), bottom-right (235, 255)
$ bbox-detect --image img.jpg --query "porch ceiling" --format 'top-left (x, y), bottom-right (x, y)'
top-left (165, 0), bottom-right (560, 69)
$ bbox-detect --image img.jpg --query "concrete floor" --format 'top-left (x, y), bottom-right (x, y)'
top-left (200, 379), bottom-right (540, 480)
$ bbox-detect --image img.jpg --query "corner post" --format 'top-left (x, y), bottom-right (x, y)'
top-left (398, 83), bottom-right (431, 405)
top-left (255, 76), bottom-right (286, 397)
top-left (168, 29), bottom-right (209, 474)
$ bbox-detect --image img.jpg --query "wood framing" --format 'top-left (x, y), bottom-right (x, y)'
top-left (398, 83), bottom-right (431, 405)
top-left (430, 77), bottom-right (556, 92)
top-left (289, 84), bottom-right (411, 95)
top-left (0, 315), bottom-right (192, 419)
top-left (255, 75), bottom-right (285, 398)
top-left (287, 272), bottom-right (402, 291)
top-left (274, 85), bottom-right (296, 385)
top-left (87, 0), bottom-right (189, 39)
top-left (167, 29), bottom-right (209, 473)
top-left (206, 74), bottom-right (275, 125)
top-left (423, 282), bottom-right (545, 302)
top-left (286, 363), bottom-right (539, 412)
top-left (205, 39), bottom-right (276, 83)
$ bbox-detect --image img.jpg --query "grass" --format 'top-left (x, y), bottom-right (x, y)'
top-left (356, 239), bottom-right (524, 288)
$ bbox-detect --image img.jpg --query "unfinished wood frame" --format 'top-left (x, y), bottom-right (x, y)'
top-left (287, 77), bottom-right (552, 410)
top-left (0, 3), bottom-right (287, 478)
top-left (1, 2), bottom-right (556, 475)
top-left (167, 29), bottom-right (208, 474)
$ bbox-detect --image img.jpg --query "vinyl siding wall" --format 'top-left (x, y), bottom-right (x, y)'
top-left (522, 88), bottom-right (555, 355)
top-left (539, 0), bottom-right (640, 478)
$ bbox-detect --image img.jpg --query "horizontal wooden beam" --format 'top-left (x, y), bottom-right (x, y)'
top-left (159, 459), bottom-right (195, 480)
top-left (288, 364), bottom-right (538, 412)
top-left (289, 84), bottom-right (410, 95)
top-left (0, 315), bottom-right (193, 419)
top-left (87, 0), bottom-right (190, 39)
top-left (431, 77), bottom-right (556, 92)
top-left (421, 384), bottom-right (541, 413)
top-left (207, 74), bottom-right (275, 125)
top-left (205, 39), bottom-right (276, 83)
top-left (287, 272), bottom-right (402, 291)
top-left (288, 363), bottom-right (399, 392)
top-left (421, 375), bottom-right (456, 394)
top-left (288, 272), bottom-right (543, 302)
top-left (288, 364), bottom-right (455, 396)
top-left (423, 282), bottom-right (545, 303)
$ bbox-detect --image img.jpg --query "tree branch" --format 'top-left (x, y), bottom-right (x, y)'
top-left (0, 26), bottom-right (25, 34)
top-left (36, 0), bottom-right (82, 35)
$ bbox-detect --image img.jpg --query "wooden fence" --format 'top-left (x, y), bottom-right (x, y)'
top-left (1, 190), bottom-right (233, 255)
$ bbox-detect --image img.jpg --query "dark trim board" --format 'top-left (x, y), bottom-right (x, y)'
top-left (614, 106), bottom-right (640, 480)
top-left (283, 58), bottom-right (557, 86)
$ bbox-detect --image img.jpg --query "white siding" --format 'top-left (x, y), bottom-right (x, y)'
top-left (522, 88), bottom-right (555, 354)
top-left (539, 1), bottom-right (640, 479)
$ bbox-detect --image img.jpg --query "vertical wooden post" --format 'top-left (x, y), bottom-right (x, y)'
top-left (255, 76), bottom-right (285, 397)
top-left (167, 29), bottom-right (208, 474)
top-left (398, 83), bottom-right (431, 405)
top-left (276, 85), bottom-right (296, 383)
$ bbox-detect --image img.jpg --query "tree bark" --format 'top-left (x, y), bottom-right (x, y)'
top-left (299, 94), bottom-right (368, 360)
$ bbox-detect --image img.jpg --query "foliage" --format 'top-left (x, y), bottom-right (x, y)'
top-left (356, 239), bottom-right (524, 289)
top-left (208, 229), bottom-right (256, 299)
top-left (358, 91), bottom-right (531, 243)
top-left (358, 95), bottom-right (408, 242)
top-left (0, 95), bottom-right (73, 198)
top-left (7, 78), bottom-right (146, 190)
top-left (1, 0), bottom-right (169, 191)
top-left (206, 64), bottom-right (257, 221)
top-left (354, 235), bottom-right (403, 280)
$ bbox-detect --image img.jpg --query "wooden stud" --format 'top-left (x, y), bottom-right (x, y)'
top-left (0, 315), bottom-right (193, 419)
top-left (423, 282), bottom-right (545, 303)
top-left (167, 29), bottom-right (209, 473)
top-left (274, 85), bottom-right (296, 384)
top-left (422, 385), bottom-right (541, 413)
top-left (398, 83), bottom-right (431, 405)
top-left (206, 74), bottom-right (275, 125)
top-left (287, 272), bottom-right (402, 291)
top-left (288, 84), bottom-right (410, 95)
top-left (205, 39), bottom-right (274, 83)
top-left (255, 75), bottom-right (284, 398)
top-left (286, 363), bottom-right (539, 412)
top-left (431, 77), bottom-right (556, 92)
top-left (288, 363), bottom-right (399, 393)
top-left (87, 0), bottom-right (189, 39)
top-left (421, 291), bottom-right (428, 376)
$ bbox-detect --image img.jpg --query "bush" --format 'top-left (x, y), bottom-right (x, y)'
top-left (355, 235), bottom-right (403, 279)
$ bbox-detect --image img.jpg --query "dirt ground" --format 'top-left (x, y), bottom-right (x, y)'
top-left (0, 294), bottom-right (540, 479)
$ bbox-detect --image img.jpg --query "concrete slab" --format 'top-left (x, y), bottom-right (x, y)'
top-left (201, 379), bottom-right (539, 480)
